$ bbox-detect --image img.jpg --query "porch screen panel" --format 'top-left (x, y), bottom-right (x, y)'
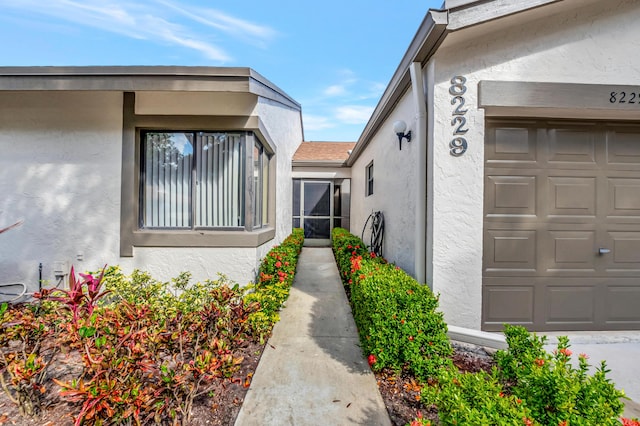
top-left (143, 132), bottom-right (192, 228)
top-left (196, 133), bottom-right (245, 227)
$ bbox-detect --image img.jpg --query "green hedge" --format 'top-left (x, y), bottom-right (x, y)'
top-left (244, 228), bottom-right (304, 341)
top-left (423, 326), bottom-right (627, 426)
top-left (331, 227), bottom-right (452, 381)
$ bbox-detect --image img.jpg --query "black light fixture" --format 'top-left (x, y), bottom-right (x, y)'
top-left (393, 120), bottom-right (411, 150)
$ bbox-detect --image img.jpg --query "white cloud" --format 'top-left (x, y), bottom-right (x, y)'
top-left (0, 0), bottom-right (276, 62)
top-left (334, 105), bottom-right (375, 125)
top-left (303, 114), bottom-right (335, 131)
top-left (156, 0), bottom-right (277, 47)
top-left (323, 85), bottom-right (347, 97)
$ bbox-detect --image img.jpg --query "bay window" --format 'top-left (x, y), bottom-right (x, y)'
top-left (141, 130), bottom-right (269, 231)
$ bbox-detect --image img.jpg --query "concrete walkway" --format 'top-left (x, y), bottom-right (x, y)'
top-left (235, 247), bottom-right (391, 426)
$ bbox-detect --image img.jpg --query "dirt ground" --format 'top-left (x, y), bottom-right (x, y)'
top-left (1, 330), bottom-right (494, 426)
top-left (0, 341), bottom-right (264, 426)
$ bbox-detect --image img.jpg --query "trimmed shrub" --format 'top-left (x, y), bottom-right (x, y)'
top-left (331, 227), bottom-right (452, 382)
top-left (424, 368), bottom-right (535, 426)
top-left (244, 228), bottom-right (304, 340)
top-left (494, 325), bottom-right (625, 426)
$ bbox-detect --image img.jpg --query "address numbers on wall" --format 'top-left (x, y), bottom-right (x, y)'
top-left (449, 76), bottom-right (468, 156)
top-left (610, 92), bottom-right (640, 104)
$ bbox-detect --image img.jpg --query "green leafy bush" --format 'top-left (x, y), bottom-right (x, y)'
top-left (244, 228), bottom-right (304, 340)
top-left (494, 325), bottom-right (625, 426)
top-left (32, 270), bottom-right (256, 425)
top-left (331, 228), bottom-right (452, 382)
top-left (2, 231), bottom-right (305, 425)
top-left (424, 368), bottom-right (535, 426)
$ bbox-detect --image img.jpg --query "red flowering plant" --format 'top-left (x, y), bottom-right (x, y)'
top-left (495, 325), bottom-right (625, 425)
top-left (331, 228), bottom-right (452, 381)
top-left (244, 228), bottom-right (304, 340)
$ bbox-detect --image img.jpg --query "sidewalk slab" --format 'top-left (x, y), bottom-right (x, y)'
top-left (235, 247), bottom-right (391, 426)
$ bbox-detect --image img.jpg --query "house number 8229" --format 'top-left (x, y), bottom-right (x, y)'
top-left (449, 75), bottom-right (468, 156)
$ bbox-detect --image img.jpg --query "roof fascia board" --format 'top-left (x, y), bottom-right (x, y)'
top-left (292, 160), bottom-right (348, 167)
top-left (447, 0), bottom-right (563, 30)
top-left (249, 68), bottom-right (301, 110)
top-left (347, 10), bottom-right (448, 165)
top-left (0, 66), bottom-right (300, 111)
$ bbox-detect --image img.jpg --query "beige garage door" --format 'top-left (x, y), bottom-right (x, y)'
top-left (483, 119), bottom-right (640, 331)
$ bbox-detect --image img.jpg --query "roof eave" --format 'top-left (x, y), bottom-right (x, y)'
top-left (346, 10), bottom-right (448, 166)
top-left (446, 0), bottom-right (563, 30)
top-left (347, 0), bottom-right (566, 166)
top-left (292, 160), bottom-right (349, 168)
top-left (0, 66), bottom-right (301, 111)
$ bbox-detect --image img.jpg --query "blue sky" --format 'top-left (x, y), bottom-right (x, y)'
top-left (0, 0), bottom-right (443, 142)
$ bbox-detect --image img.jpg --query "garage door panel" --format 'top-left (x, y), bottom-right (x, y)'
top-left (606, 130), bottom-right (640, 166)
top-left (483, 285), bottom-right (534, 328)
top-left (543, 230), bottom-right (596, 273)
top-left (486, 127), bottom-right (536, 163)
top-left (545, 286), bottom-right (595, 324)
top-left (607, 178), bottom-right (640, 217)
top-left (606, 285), bottom-right (640, 323)
top-left (484, 120), bottom-right (640, 331)
top-left (484, 229), bottom-right (536, 273)
top-left (548, 129), bottom-right (597, 164)
top-left (547, 177), bottom-right (596, 216)
top-left (602, 232), bottom-right (640, 273)
top-left (486, 175), bottom-right (536, 215)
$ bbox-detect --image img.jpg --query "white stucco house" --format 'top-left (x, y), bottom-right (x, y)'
top-left (0, 67), bottom-right (303, 287)
top-left (340, 0), bottom-right (640, 332)
top-left (3, 0), bottom-right (640, 333)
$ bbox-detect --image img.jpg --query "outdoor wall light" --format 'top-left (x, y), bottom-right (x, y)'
top-left (393, 120), bottom-right (412, 150)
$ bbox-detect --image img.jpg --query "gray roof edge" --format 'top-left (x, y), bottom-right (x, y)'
top-left (447, 0), bottom-right (563, 30)
top-left (0, 65), bottom-right (301, 111)
top-left (0, 65), bottom-right (253, 76)
top-left (347, 10), bottom-right (448, 166)
top-left (347, 0), bottom-right (566, 165)
top-left (249, 68), bottom-right (301, 110)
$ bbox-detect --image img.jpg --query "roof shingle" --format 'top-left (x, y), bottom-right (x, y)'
top-left (293, 142), bottom-right (356, 162)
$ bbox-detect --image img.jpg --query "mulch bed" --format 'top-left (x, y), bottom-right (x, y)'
top-left (376, 342), bottom-right (497, 425)
top-left (0, 341), bottom-right (264, 426)
top-left (1, 335), bottom-right (496, 426)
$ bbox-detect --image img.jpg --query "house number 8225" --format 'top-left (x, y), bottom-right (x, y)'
top-left (449, 75), bottom-right (468, 156)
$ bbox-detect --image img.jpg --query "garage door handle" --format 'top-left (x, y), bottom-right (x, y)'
top-left (598, 247), bottom-right (611, 255)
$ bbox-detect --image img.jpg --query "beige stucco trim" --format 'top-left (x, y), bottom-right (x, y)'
top-left (119, 92), bottom-right (278, 257)
top-left (479, 80), bottom-right (640, 120)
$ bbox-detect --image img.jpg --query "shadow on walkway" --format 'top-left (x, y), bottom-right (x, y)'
top-left (234, 247), bottom-right (390, 426)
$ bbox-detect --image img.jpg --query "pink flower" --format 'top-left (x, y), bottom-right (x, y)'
top-left (534, 358), bottom-right (545, 366)
top-left (559, 348), bottom-right (572, 357)
top-left (275, 261), bottom-right (282, 268)
top-left (579, 353), bottom-right (589, 360)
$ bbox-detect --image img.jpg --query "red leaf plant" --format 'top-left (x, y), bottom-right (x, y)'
top-left (38, 265), bottom-right (110, 329)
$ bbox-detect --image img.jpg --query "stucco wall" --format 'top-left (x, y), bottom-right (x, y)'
top-left (253, 97), bottom-right (303, 265)
top-left (350, 88), bottom-right (418, 275)
top-left (0, 90), bottom-right (302, 292)
top-left (430, 0), bottom-right (640, 328)
top-left (0, 91), bottom-right (123, 289)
